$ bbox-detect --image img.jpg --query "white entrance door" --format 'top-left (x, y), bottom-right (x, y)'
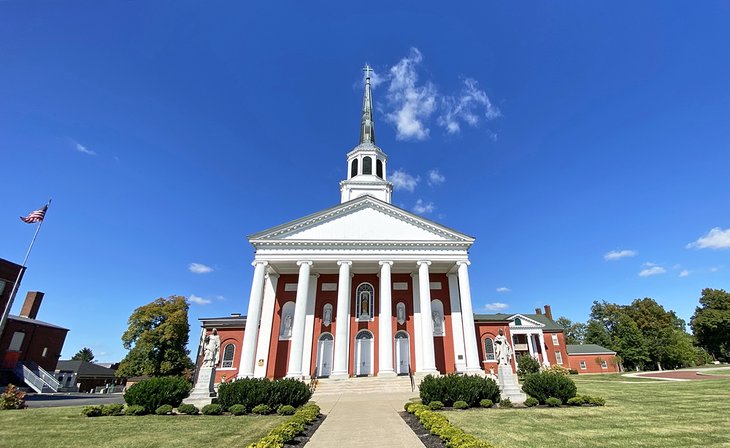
top-left (395, 332), bottom-right (410, 375)
top-left (317, 334), bottom-right (334, 377)
top-left (355, 331), bottom-right (373, 376)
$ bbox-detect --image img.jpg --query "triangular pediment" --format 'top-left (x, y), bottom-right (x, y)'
top-left (508, 314), bottom-right (545, 328)
top-left (249, 196), bottom-right (474, 244)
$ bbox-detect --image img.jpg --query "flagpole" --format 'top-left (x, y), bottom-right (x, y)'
top-left (0, 199), bottom-right (51, 336)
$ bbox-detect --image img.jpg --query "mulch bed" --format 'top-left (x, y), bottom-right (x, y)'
top-left (289, 413), bottom-right (326, 447)
top-left (400, 411), bottom-right (445, 448)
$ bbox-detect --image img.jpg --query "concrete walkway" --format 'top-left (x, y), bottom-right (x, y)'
top-left (308, 391), bottom-right (424, 447)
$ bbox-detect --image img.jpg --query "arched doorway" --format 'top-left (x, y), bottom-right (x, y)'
top-left (354, 330), bottom-right (374, 376)
top-left (394, 331), bottom-right (410, 375)
top-left (316, 333), bottom-right (334, 378)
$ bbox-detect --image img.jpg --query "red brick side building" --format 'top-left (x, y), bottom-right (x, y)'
top-left (567, 344), bottom-right (620, 373)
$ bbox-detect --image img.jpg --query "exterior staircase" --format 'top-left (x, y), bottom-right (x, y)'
top-left (14, 361), bottom-right (60, 393)
top-left (313, 375), bottom-right (417, 397)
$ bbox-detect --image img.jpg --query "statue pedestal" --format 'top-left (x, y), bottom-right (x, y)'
top-left (184, 366), bottom-right (216, 408)
top-left (497, 364), bottom-right (526, 404)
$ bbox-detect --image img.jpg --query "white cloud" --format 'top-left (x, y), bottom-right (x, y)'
top-left (75, 142), bottom-right (96, 156)
top-left (412, 199), bottom-right (435, 214)
top-left (483, 302), bottom-right (509, 312)
top-left (679, 270), bottom-right (690, 278)
top-left (189, 294), bottom-right (212, 305)
top-left (710, 266), bottom-right (720, 273)
top-left (385, 48), bottom-right (437, 140)
top-left (639, 264), bottom-right (666, 277)
top-left (604, 249), bottom-right (637, 261)
top-left (687, 227), bottom-right (730, 249)
top-left (390, 169), bottom-right (420, 192)
top-left (189, 263), bottom-right (213, 274)
top-left (438, 78), bottom-right (501, 134)
top-left (496, 287), bottom-right (510, 293)
top-left (427, 169), bottom-right (446, 186)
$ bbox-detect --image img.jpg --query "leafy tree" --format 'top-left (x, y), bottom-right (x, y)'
top-left (116, 296), bottom-right (194, 377)
top-left (584, 320), bottom-right (612, 348)
top-left (613, 315), bottom-right (649, 371)
top-left (691, 288), bottom-right (730, 362)
top-left (556, 317), bottom-right (587, 345)
top-left (71, 347), bottom-right (95, 362)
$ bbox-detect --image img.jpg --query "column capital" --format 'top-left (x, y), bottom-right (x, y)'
top-left (297, 260), bottom-right (313, 267)
top-left (252, 260), bottom-right (269, 268)
top-left (417, 260), bottom-right (432, 267)
top-left (456, 260), bottom-right (471, 267)
top-left (337, 260), bottom-right (352, 266)
top-left (378, 261), bottom-right (394, 266)
top-left (264, 272), bottom-right (280, 280)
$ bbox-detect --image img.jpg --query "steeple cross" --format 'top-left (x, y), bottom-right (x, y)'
top-left (363, 64), bottom-right (373, 79)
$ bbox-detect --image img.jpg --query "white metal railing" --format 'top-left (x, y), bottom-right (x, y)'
top-left (33, 364), bottom-right (60, 390)
top-left (16, 364), bottom-right (45, 393)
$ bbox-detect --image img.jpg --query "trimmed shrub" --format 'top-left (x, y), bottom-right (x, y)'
top-left (177, 403), bottom-right (199, 415)
top-left (521, 372), bottom-right (577, 404)
top-left (252, 404), bottom-right (272, 415)
top-left (277, 405), bottom-right (296, 416)
top-left (499, 398), bottom-right (512, 408)
top-left (428, 401), bottom-right (444, 410)
top-left (545, 397), bottom-right (562, 407)
top-left (419, 374), bottom-right (500, 407)
top-left (247, 404), bottom-right (320, 448)
top-left (544, 364), bottom-right (571, 376)
top-left (229, 404), bottom-right (247, 415)
top-left (568, 369), bottom-right (579, 375)
top-left (587, 395), bottom-right (606, 406)
top-left (155, 404), bottom-right (173, 415)
top-left (101, 404), bottom-right (124, 416)
top-left (524, 397), bottom-right (539, 407)
top-left (453, 400), bottom-right (469, 410)
top-left (516, 355), bottom-right (541, 378)
top-left (567, 395), bottom-right (605, 406)
top-left (479, 399), bottom-right (493, 408)
top-left (123, 376), bottom-right (191, 413)
top-left (406, 406), bottom-right (496, 448)
top-left (201, 404), bottom-right (223, 415)
top-left (567, 396), bottom-right (585, 406)
top-left (81, 405), bottom-right (103, 417)
top-left (124, 405), bottom-right (147, 416)
top-left (218, 378), bottom-right (311, 413)
top-left (0, 384), bottom-right (26, 410)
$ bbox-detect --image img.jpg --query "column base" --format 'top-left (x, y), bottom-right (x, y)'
top-left (329, 372), bottom-right (350, 380)
top-left (454, 363), bottom-right (467, 373)
top-left (416, 368), bottom-right (439, 375)
top-left (285, 372), bottom-right (303, 379)
top-left (465, 367), bottom-right (485, 374)
top-left (377, 370), bottom-right (397, 377)
top-left (238, 370), bottom-right (254, 378)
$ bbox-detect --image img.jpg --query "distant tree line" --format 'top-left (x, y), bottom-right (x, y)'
top-left (556, 288), bottom-right (730, 371)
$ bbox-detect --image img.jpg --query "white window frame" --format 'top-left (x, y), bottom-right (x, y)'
top-left (601, 360), bottom-right (608, 369)
top-left (484, 338), bottom-right (496, 362)
top-left (555, 351), bottom-right (563, 365)
top-left (9, 332), bottom-right (24, 351)
top-left (551, 334), bottom-right (559, 346)
top-left (355, 283), bottom-right (375, 322)
top-left (580, 360), bottom-right (587, 370)
top-left (220, 343), bottom-right (236, 369)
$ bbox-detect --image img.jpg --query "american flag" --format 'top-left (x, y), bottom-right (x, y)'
top-left (20, 204), bottom-right (48, 223)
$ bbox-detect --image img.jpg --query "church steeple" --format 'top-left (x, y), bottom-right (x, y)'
top-left (359, 65), bottom-right (375, 144)
top-left (339, 65), bottom-right (393, 204)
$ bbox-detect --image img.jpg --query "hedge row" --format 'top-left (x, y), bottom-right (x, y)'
top-left (405, 403), bottom-right (496, 448)
top-left (521, 371), bottom-right (577, 404)
top-left (246, 403), bottom-right (320, 448)
top-left (218, 378), bottom-right (311, 412)
top-left (419, 374), bottom-right (500, 407)
top-left (123, 376), bottom-right (191, 412)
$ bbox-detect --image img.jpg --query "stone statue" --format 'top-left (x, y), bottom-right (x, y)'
top-left (202, 328), bottom-right (221, 368)
top-left (282, 313), bottom-right (293, 337)
top-left (323, 304), bottom-right (332, 327)
top-left (396, 303), bottom-right (406, 325)
top-left (494, 329), bottom-right (512, 365)
top-left (432, 311), bottom-right (443, 335)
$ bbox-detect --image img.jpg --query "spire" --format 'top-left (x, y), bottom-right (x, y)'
top-left (359, 64), bottom-right (375, 144)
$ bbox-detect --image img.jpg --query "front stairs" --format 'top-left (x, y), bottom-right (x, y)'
top-left (312, 375), bottom-right (416, 397)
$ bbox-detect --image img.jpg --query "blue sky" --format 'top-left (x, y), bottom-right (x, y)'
top-left (2, 2), bottom-right (729, 363)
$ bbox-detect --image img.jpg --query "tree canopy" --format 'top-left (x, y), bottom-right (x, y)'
top-left (71, 347), bottom-right (95, 362)
top-left (555, 317), bottom-right (587, 345)
top-left (691, 288), bottom-right (730, 362)
top-left (116, 296), bottom-right (194, 377)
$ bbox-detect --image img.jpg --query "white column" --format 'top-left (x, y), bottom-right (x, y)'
top-left (411, 272), bottom-right (423, 372)
top-left (331, 261), bottom-right (352, 379)
top-left (527, 332), bottom-right (536, 359)
top-left (447, 273), bottom-right (467, 372)
top-left (538, 332), bottom-right (550, 367)
top-left (286, 261), bottom-right (312, 378)
top-left (417, 261), bottom-right (438, 373)
top-left (457, 261), bottom-right (482, 373)
top-left (378, 261), bottom-right (396, 377)
top-left (239, 261), bottom-right (268, 377)
top-left (253, 272), bottom-right (278, 378)
top-left (301, 274), bottom-right (318, 379)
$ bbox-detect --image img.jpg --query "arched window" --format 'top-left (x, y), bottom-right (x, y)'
top-left (514, 317), bottom-right (522, 326)
top-left (356, 283), bottom-right (374, 320)
top-left (221, 344), bottom-right (235, 368)
top-left (350, 159), bottom-right (358, 178)
top-left (280, 301), bottom-right (296, 339)
top-left (362, 156), bottom-right (372, 175)
top-left (431, 299), bottom-right (445, 336)
top-left (484, 338), bottom-right (495, 361)
top-left (376, 159), bottom-right (383, 178)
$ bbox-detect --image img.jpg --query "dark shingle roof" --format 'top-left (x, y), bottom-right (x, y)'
top-left (9, 314), bottom-right (69, 331)
top-left (566, 344), bottom-right (616, 355)
top-left (55, 360), bottom-right (117, 377)
top-left (473, 313), bottom-right (564, 332)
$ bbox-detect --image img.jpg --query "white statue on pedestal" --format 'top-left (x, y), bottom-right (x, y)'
top-left (494, 329), bottom-right (512, 366)
top-left (202, 328), bottom-right (221, 368)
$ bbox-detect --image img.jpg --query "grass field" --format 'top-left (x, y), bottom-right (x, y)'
top-left (444, 374), bottom-right (730, 448)
top-left (0, 406), bottom-right (282, 448)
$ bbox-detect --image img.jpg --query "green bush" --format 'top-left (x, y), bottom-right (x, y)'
top-left (247, 404), bottom-right (321, 448)
top-left (453, 400), bottom-right (469, 410)
top-left (567, 394), bottom-right (605, 406)
top-left (155, 404), bottom-right (173, 415)
top-left (524, 397), bottom-right (539, 407)
top-left (545, 397), bottom-right (562, 407)
top-left (499, 398), bottom-right (512, 408)
top-left (479, 399), bottom-right (493, 408)
top-left (521, 372), bottom-right (577, 404)
top-left (101, 404), bottom-right (125, 416)
top-left (218, 378), bottom-right (311, 413)
top-left (123, 376), bottom-right (191, 413)
top-left (0, 384), bottom-right (27, 410)
top-left (229, 404), bottom-right (247, 415)
top-left (177, 403), bottom-right (199, 415)
top-left (568, 369), bottom-right (579, 375)
top-left (406, 403), bottom-right (429, 414)
top-left (587, 395), bottom-right (606, 406)
top-left (406, 407), bottom-right (496, 448)
top-left (544, 365), bottom-right (570, 376)
top-left (428, 401), bottom-right (444, 410)
top-left (419, 374), bottom-right (500, 407)
top-left (516, 355), bottom-right (541, 377)
top-left (124, 405), bottom-right (147, 416)
top-left (201, 404), bottom-right (223, 415)
top-left (277, 405), bottom-right (296, 416)
top-left (252, 404), bottom-right (272, 415)
top-left (81, 405), bottom-right (103, 417)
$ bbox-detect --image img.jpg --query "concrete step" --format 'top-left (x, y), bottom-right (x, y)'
top-left (312, 376), bottom-right (417, 396)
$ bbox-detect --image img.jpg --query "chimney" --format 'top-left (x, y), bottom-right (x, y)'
top-left (20, 291), bottom-right (44, 319)
top-left (535, 308), bottom-right (542, 315)
top-left (544, 304), bottom-right (553, 320)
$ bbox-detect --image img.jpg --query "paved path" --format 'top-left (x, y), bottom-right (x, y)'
top-left (309, 391), bottom-right (424, 447)
top-left (25, 392), bottom-right (125, 408)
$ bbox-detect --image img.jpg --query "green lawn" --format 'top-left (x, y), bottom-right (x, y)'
top-left (0, 406), bottom-right (283, 448)
top-left (444, 375), bottom-right (730, 448)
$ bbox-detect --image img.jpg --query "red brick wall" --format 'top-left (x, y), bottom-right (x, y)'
top-left (543, 331), bottom-right (569, 367)
top-left (267, 274), bottom-right (297, 378)
top-left (0, 318), bottom-right (67, 371)
top-left (568, 353), bottom-right (620, 373)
